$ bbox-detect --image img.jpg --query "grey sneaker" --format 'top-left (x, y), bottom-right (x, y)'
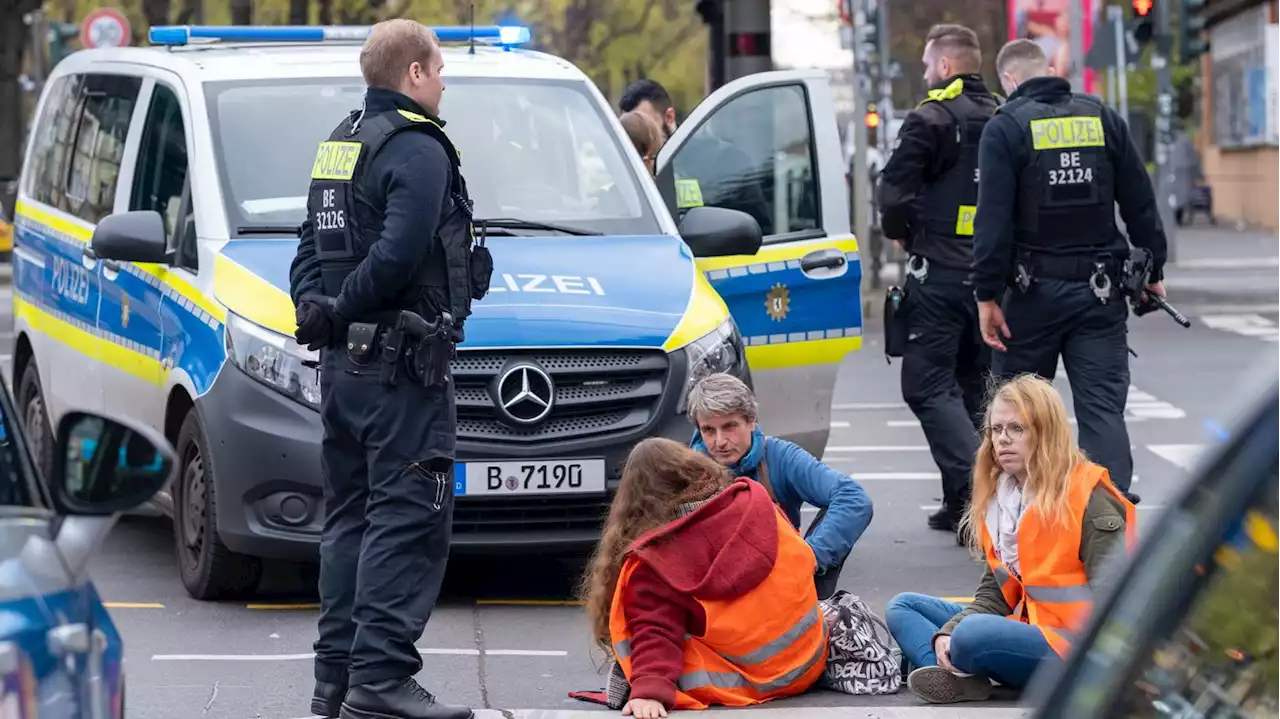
top-left (907, 666), bottom-right (994, 704)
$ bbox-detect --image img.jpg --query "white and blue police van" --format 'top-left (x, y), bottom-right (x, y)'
top-left (8, 23), bottom-right (864, 600)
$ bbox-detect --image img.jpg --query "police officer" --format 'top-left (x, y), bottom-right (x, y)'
top-left (289, 19), bottom-right (489, 719)
top-left (971, 39), bottom-right (1167, 504)
top-left (878, 24), bottom-right (999, 533)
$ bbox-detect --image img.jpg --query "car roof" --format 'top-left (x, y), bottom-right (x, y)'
top-left (51, 42), bottom-right (589, 84)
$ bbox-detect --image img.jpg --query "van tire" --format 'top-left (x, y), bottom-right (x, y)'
top-left (17, 362), bottom-right (55, 483)
top-left (173, 411), bottom-right (262, 600)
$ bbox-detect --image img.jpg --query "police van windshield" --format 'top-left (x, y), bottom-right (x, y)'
top-left (204, 77), bottom-right (662, 237)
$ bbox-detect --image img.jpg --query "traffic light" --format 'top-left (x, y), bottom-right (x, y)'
top-left (47, 21), bottom-right (79, 67)
top-left (1131, 0), bottom-right (1154, 45)
top-left (865, 104), bottom-right (880, 146)
top-left (1179, 0), bottom-right (1210, 64)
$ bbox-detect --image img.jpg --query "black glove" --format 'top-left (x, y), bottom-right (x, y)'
top-left (294, 301), bottom-right (336, 351)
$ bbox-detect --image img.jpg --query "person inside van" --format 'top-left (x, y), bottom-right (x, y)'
top-left (580, 437), bottom-right (828, 718)
top-left (686, 373), bottom-right (874, 599)
top-left (619, 110), bottom-right (663, 176)
top-left (885, 374), bottom-right (1137, 704)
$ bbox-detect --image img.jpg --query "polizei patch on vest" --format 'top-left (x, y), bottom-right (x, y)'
top-left (311, 141), bottom-right (363, 180)
top-left (1029, 116), bottom-right (1105, 151)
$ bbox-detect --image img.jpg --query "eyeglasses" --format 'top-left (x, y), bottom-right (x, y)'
top-left (988, 422), bottom-right (1026, 439)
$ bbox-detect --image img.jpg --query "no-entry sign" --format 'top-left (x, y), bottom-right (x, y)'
top-left (81, 8), bottom-right (131, 49)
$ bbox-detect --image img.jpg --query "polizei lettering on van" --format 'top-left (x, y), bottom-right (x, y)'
top-left (488, 273), bottom-right (605, 295)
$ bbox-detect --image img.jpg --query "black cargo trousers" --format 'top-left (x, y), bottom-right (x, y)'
top-left (900, 265), bottom-right (990, 513)
top-left (313, 347), bottom-right (458, 688)
top-left (991, 276), bottom-right (1134, 493)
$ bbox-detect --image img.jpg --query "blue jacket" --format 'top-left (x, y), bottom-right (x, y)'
top-left (691, 426), bottom-right (874, 571)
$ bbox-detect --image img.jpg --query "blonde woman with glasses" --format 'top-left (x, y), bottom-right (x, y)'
top-left (884, 374), bottom-right (1138, 704)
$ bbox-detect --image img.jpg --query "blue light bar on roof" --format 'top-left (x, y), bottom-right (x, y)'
top-left (148, 24), bottom-right (532, 47)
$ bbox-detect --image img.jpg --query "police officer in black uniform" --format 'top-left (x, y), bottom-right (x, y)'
top-left (878, 24), bottom-right (998, 533)
top-left (289, 19), bottom-right (490, 719)
top-left (971, 39), bottom-right (1167, 504)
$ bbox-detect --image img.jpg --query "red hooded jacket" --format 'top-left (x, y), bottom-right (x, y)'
top-left (620, 478), bottom-right (796, 707)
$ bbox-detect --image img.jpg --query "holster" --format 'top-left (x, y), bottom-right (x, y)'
top-left (408, 332), bottom-right (455, 389)
top-left (883, 286), bottom-right (908, 361)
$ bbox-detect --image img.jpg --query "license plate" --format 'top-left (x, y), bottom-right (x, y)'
top-left (454, 459), bottom-right (606, 496)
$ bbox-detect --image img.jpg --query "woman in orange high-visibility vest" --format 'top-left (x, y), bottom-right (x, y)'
top-left (580, 437), bottom-right (828, 718)
top-left (885, 374), bottom-right (1138, 704)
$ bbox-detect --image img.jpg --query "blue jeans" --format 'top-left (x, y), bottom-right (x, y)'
top-left (885, 592), bottom-right (1055, 689)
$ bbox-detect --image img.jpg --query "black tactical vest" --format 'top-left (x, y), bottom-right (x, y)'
top-left (913, 80), bottom-right (999, 270)
top-left (308, 107), bottom-right (491, 333)
top-left (1004, 93), bottom-right (1118, 254)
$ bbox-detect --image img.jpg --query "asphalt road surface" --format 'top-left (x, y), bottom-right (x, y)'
top-left (0, 229), bottom-right (1275, 719)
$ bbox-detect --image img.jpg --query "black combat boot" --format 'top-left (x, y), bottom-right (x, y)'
top-left (928, 503), bottom-right (965, 532)
top-left (340, 677), bottom-right (473, 719)
top-left (311, 679), bottom-right (347, 718)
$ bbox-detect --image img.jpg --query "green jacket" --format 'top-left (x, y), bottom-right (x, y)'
top-left (937, 486), bottom-right (1129, 639)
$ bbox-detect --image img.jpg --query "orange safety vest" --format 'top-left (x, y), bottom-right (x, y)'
top-left (608, 506), bottom-right (829, 710)
top-left (979, 461), bottom-right (1138, 658)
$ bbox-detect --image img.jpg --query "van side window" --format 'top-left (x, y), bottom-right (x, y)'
top-left (668, 84), bottom-right (821, 241)
top-left (23, 74), bottom-right (84, 213)
top-left (129, 83), bottom-right (194, 270)
top-left (65, 74), bottom-right (142, 224)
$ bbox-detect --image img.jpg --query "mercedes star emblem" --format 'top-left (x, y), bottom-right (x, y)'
top-left (496, 364), bottom-right (555, 424)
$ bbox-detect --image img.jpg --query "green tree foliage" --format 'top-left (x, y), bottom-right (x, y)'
top-left (37, 0), bottom-right (709, 112)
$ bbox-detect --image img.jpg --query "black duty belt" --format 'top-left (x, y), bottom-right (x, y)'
top-left (345, 309), bottom-right (456, 388)
top-left (1020, 250), bottom-right (1123, 281)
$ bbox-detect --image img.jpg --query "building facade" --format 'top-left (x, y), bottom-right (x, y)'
top-left (1199, 0), bottom-right (1278, 232)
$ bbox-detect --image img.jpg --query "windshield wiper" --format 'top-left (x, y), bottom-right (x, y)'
top-left (238, 225), bottom-right (301, 236)
top-left (476, 217), bottom-right (602, 236)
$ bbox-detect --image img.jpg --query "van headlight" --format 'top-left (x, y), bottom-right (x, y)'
top-left (225, 312), bottom-right (321, 410)
top-left (677, 317), bottom-right (747, 413)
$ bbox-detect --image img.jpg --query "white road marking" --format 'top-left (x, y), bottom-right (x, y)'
top-left (1200, 314), bottom-right (1280, 342)
top-left (831, 402), bottom-right (909, 411)
top-left (151, 647), bottom-right (568, 661)
top-left (830, 420), bottom-right (850, 428)
top-left (1148, 444), bottom-right (1205, 471)
top-left (1174, 256), bottom-right (1280, 269)
top-left (825, 445), bottom-right (931, 452)
top-left (829, 470), bottom-right (941, 480)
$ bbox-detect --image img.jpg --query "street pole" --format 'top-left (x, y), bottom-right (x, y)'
top-left (1153, 0), bottom-right (1178, 264)
top-left (876, 0), bottom-right (892, 157)
top-left (1068, 0), bottom-right (1084, 90)
top-left (1110, 4), bottom-right (1129, 124)
top-left (850, 0), bottom-right (871, 249)
top-left (1106, 66), bottom-right (1116, 107)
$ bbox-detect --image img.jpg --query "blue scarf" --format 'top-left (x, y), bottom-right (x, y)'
top-left (690, 425), bottom-right (767, 478)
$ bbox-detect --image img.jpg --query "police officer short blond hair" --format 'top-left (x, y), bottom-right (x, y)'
top-left (996, 39), bottom-right (1050, 81)
top-left (360, 19), bottom-right (440, 89)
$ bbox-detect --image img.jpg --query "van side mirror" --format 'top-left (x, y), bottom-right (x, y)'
top-left (51, 412), bottom-right (175, 516)
top-left (678, 206), bottom-right (763, 258)
top-left (90, 210), bottom-right (171, 264)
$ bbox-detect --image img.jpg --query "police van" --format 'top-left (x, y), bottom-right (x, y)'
top-left (9, 24), bottom-right (863, 600)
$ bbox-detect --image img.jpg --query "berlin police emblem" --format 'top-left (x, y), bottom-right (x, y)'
top-left (765, 282), bottom-right (790, 322)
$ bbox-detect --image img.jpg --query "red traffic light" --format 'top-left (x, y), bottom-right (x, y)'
top-left (1132, 0), bottom-right (1153, 16)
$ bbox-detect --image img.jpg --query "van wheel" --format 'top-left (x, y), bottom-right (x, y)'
top-left (173, 411), bottom-right (262, 600)
top-left (17, 362), bottom-right (54, 482)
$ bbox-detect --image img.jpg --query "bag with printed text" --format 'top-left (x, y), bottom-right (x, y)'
top-left (817, 590), bottom-right (903, 695)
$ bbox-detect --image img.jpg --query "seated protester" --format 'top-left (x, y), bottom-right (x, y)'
top-left (580, 437), bottom-right (828, 718)
top-left (885, 374), bottom-right (1137, 704)
top-left (686, 373), bottom-right (874, 598)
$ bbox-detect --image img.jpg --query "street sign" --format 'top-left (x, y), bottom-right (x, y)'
top-left (81, 8), bottom-right (131, 49)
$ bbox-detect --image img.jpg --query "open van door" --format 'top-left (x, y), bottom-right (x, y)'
top-left (655, 69), bottom-right (861, 459)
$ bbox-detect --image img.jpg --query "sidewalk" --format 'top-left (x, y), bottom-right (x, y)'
top-left (472, 708), bottom-right (1030, 718)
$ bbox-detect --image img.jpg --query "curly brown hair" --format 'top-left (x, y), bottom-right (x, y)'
top-left (577, 437), bottom-right (731, 655)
